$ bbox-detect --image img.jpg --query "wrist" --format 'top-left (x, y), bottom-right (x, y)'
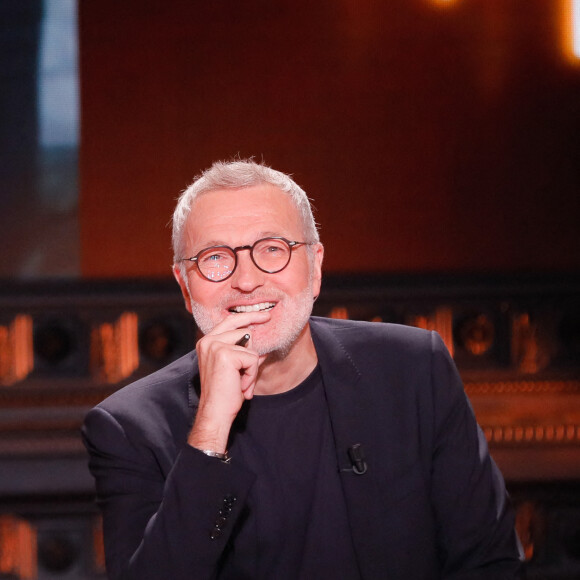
top-left (196, 398), bottom-right (239, 427)
top-left (188, 414), bottom-right (232, 454)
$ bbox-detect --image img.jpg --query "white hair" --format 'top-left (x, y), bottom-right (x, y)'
top-left (172, 159), bottom-right (320, 264)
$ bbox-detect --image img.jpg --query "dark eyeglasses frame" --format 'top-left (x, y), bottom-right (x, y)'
top-left (178, 236), bottom-right (311, 283)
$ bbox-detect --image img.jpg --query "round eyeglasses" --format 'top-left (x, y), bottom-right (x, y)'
top-left (178, 237), bottom-right (311, 282)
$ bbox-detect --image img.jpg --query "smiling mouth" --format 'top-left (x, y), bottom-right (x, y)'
top-left (228, 302), bottom-right (276, 314)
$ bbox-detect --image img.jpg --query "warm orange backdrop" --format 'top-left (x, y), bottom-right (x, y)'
top-left (79, 0), bottom-right (580, 277)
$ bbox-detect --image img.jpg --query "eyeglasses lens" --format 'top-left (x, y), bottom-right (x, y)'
top-left (197, 248), bottom-right (235, 281)
top-left (252, 238), bottom-right (291, 272)
top-left (197, 238), bottom-right (291, 281)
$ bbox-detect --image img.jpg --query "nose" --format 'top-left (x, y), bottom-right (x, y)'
top-left (229, 248), bottom-right (265, 292)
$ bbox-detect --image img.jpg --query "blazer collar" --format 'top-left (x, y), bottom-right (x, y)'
top-left (310, 317), bottom-right (364, 471)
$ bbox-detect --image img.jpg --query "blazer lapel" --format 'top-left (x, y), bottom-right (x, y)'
top-left (310, 318), bottom-right (392, 578)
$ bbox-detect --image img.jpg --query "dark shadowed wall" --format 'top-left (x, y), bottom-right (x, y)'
top-left (79, 0), bottom-right (580, 277)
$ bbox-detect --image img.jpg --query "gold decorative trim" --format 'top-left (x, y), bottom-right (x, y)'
top-left (90, 311), bottom-right (139, 383)
top-left (483, 424), bottom-right (580, 446)
top-left (407, 307), bottom-right (454, 358)
top-left (465, 380), bottom-right (580, 395)
top-left (0, 315), bottom-right (33, 386)
top-left (0, 515), bottom-right (37, 579)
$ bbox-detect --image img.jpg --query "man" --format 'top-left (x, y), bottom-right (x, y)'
top-left (83, 160), bottom-right (523, 579)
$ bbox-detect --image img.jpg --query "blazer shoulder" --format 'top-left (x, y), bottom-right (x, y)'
top-left (95, 350), bottom-right (197, 419)
top-left (310, 315), bottom-right (435, 354)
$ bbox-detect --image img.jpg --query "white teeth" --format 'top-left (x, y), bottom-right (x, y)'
top-left (230, 302), bottom-right (275, 313)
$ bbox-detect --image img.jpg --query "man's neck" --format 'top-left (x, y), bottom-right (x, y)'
top-left (253, 325), bottom-right (318, 396)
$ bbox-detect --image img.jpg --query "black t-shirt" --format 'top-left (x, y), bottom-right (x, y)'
top-left (220, 365), bottom-right (361, 579)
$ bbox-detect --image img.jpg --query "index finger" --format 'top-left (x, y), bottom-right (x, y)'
top-left (207, 310), bottom-right (272, 336)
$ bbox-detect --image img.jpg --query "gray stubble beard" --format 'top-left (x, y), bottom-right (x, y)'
top-left (189, 275), bottom-right (315, 359)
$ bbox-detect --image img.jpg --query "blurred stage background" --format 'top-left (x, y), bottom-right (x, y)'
top-left (1, 0), bottom-right (579, 578)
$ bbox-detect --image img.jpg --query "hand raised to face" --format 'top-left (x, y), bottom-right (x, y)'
top-left (187, 310), bottom-right (271, 454)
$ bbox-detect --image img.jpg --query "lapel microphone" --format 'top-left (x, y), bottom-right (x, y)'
top-left (347, 443), bottom-right (368, 475)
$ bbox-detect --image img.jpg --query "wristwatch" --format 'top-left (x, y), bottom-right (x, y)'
top-left (200, 449), bottom-right (231, 463)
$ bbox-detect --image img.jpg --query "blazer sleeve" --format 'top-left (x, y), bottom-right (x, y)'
top-left (427, 331), bottom-right (523, 579)
top-left (82, 405), bottom-right (256, 580)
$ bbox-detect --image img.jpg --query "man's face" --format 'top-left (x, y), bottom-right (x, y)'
top-left (174, 184), bottom-right (323, 357)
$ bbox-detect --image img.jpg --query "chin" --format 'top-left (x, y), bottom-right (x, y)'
top-left (190, 285), bottom-right (315, 353)
top-left (254, 310), bottom-right (312, 359)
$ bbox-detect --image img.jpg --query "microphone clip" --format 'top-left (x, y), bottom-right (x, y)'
top-left (347, 443), bottom-right (368, 475)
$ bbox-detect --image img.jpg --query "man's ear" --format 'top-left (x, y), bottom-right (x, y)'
top-left (311, 243), bottom-right (324, 300)
top-left (172, 264), bottom-right (193, 314)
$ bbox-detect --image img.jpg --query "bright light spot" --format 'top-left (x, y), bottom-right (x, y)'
top-left (574, 0), bottom-right (580, 57)
top-left (563, 0), bottom-right (580, 62)
top-left (38, 0), bottom-right (79, 148)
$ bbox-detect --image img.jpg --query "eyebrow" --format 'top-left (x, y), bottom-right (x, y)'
top-left (194, 232), bottom-right (288, 252)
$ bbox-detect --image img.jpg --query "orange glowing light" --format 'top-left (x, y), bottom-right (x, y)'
top-left (430, 0), bottom-right (458, 7)
top-left (562, 0), bottom-right (580, 61)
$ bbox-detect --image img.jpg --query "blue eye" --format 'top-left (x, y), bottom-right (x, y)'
top-left (256, 240), bottom-right (286, 254)
top-left (199, 249), bottom-right (232, 264)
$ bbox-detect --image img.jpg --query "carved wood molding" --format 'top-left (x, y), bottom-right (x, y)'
top-left (483, 423), bottom-right (580, 447)
top-left (465, 379), bottom-right (580, 395)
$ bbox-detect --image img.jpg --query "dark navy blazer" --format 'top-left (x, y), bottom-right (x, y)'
top-left (83, 317), bottom-right (522, 579)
